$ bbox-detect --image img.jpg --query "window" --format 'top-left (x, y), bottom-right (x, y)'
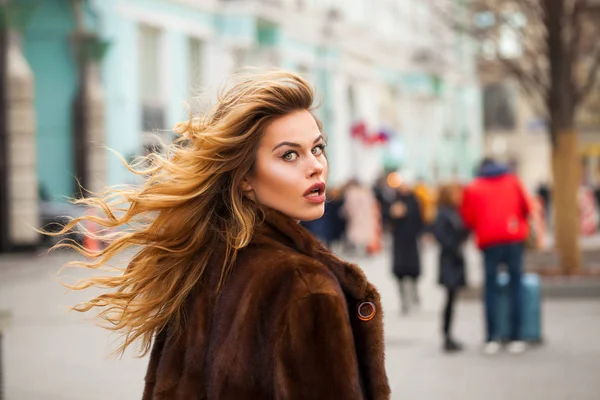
top-left (256, 19), bottom-right (278, 48)
top-left (138, 24), bottom-right (165, 133)
top-left (474, 11), bottom-right (496, 29)
top-left (483, 82), bottom-right (517, 131)
top-left (498, 24), bottom-right (522, 59)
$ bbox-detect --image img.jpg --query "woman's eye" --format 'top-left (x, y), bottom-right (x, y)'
top-left (312, 144), bottom-right (325, 156)
top-left (282, 151), bottom-right (298, 161)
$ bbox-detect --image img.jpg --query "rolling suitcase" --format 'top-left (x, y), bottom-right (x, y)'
top-left (495, 272), bottom-right (542, 343)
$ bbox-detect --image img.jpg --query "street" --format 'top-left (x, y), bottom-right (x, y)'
top-left (2, 0), bottom-right (600, 399)
top-left (1, 243), bottom-right (599, 400)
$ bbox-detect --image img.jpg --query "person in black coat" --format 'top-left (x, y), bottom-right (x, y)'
top-left (432, 183), bottom-right (470, 352)
top-left (390, 182), bottom-right (424, 314)
top-left (536, 182), bottom-right (551, 226)
top-left (301, 187), bottom-right (346, 249)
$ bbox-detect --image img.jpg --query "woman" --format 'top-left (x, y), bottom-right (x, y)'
top-left (389, 175), bottom-right (424, 314)
top-left (51, 70), bottom-right (390, 399)
top-left (343, 179), bottom-right (379, 255)
top-left (432, 183), bottom-right (470, 352)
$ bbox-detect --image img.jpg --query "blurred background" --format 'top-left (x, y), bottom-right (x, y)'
top-left (0, 0), bottom-right (599, 399)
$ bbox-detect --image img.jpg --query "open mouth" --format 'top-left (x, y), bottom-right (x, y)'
top-left (306, 188), bottom-right (323, 197)
top-left (303, 182), bottom-right (326, 197)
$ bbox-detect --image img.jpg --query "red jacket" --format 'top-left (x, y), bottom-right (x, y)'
top-left (461, 171), bottom-right (531, 249)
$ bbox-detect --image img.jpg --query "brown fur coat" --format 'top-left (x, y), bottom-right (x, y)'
top-left (142, 208), bottom-right (390, 399)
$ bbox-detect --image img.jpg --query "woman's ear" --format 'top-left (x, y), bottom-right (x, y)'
top-left (240, 177), bottom-right (254, 195)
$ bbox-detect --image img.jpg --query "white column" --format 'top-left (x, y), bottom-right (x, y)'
top-left (330, 73), bottom-right (353, 186)
top-left (6, 31), bottom-right (39, 245)
top-left (203, 41), bottom-right (236, 102)
top-left (85, 63), bottom-right (107, 195)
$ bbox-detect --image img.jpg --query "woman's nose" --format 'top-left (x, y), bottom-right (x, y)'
top-left (307, 155), bottom-right (325, 177)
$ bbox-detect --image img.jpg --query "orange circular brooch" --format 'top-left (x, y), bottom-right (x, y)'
top-left (357, 301), bottom-right (376, 321)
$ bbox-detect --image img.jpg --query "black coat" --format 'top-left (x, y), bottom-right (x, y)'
top-left (301, 199), bottom-right (345, 246)
top-left (391, 192), bottom-right (423, 279)
top-left (432, 206), bottom-right (470, 289)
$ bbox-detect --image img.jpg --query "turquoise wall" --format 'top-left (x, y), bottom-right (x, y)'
top-left (22, 0), bottom-right (77, 199)
top-left (99, 4), bottom-right (141, 186)
top-left (216, 14), bottom-right (254, 40)
top-left (96, 0), bottom-right (214, 185)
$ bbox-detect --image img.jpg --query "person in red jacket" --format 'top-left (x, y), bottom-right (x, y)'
top-left (461, 158), bottom-right (531, 355)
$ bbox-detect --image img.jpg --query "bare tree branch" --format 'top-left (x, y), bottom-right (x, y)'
top-left (430, 0), bottom-right (550, 111)
top-left (519, 0), bottom-right (544, 19)
top-left (502, 57), bottom-right (547, 96)
top-left (577, 42), bottom-right (600, 104)
top-left (518, 33), bottom-right (549, 90)
top-left (496, 57), bottom-right (548, 117)
top-left (428, 0), bottom-right (479, 39)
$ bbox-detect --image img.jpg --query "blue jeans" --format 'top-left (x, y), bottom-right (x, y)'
top-left (483, 242), bottom-right (524, 342)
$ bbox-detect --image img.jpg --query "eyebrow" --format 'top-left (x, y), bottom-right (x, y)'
top-left (272, 135), bottom-right (324, 152)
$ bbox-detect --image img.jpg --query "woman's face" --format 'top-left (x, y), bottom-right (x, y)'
top-left (243, 109), bottom-right (328, 221)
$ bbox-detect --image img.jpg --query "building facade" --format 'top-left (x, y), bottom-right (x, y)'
top-left (1, 0), bottom-right (106, 250)
top-left (95, 0), bottom-right (483, 187)
top-left (1, 0), bottom-right (483, 250)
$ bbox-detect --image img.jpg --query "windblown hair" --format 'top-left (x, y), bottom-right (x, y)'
top-left (50, 70), bottom-right (317, 356)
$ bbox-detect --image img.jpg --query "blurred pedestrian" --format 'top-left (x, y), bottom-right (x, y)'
top-left (390, 174), bottom-right (424, 314)
top-left (373, 172), bottom-right (397, 232)
top-left (301, 186), bottom-right (345, 249)
top-left (300, 211), bottom-right (329, 244)
top-left (342, 179), bottom-right (379, 255)
top-left (526, 194), bottom-right (547, 251)
top-left (432, 183), bottom-right (470, 352)
top-left (47, 70), bottom-right (390, 399)
top-left (327, 186), bottom-right (347, 249)
top-left (536, 181), bottom-right (551, 224)
top-left (414, 177), bottom-right (437, 228)
top-left (461, 158), bottom-right (531, 355)
top-left (594, 182), bottom-right (600, 228)
top-left (579, 184), bottom-right (599, 236)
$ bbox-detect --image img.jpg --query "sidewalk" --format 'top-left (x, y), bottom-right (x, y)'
top-left (1, 247), bottom-right (600, 399)
top-left (525, 233), bottom-right (600, 274)
top-left (347, 247), bottom-right (600, 400)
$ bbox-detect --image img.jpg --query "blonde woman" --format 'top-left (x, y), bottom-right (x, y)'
top-left (52, 71), bottom-right (390, 400)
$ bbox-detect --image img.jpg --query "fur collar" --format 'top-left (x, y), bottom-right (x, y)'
top-left (252, 208), bottom-right (390, 400)
top-left (252, 207), bottom-right (371, 300)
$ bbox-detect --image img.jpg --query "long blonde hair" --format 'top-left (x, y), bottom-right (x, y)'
top-left (50, 70), bottom-right (316, 356)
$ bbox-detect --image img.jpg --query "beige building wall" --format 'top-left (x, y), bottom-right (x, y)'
top-left (485, 132), bottom-right (550, 190)
top-left (482, 79), bottom-right (551, 191)
top-left (483, 79), bottom-right (600, 192)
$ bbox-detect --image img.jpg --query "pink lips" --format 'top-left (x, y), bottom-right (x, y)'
top-left (303, 182), bottom-right (326, 204)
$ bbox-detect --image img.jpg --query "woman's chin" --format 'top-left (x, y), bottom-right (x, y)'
top-left (299, 205), bottom-right (325, 222)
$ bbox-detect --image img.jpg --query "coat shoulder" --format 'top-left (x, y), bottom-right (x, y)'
top-left (239, 245), bottom-right (342, 299)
